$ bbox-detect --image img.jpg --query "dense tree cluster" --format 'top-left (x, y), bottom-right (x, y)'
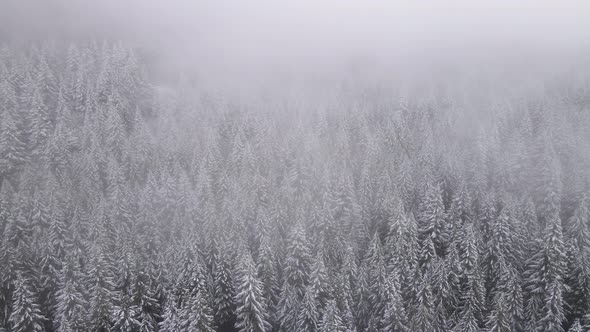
top-left (1, 42), bottom-right (590, 331)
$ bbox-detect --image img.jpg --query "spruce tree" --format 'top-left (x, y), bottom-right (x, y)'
top-left (9, 274), bottom-right (46, 332)
top-left (54, 257), bottom-right (87, 331)
top-left (86, 245), bottom-right (116, 332)
top-left (381, 274), bottom-right (409, 332)
top-left (411, 274), bottom-right (435, 331)
top-left (277, 221), bottom-right (311, 331)
top-left (234, 251), bottom-right (271, 332)
top-left (319, 299), bottom-right (346, 332)
top-left (297, 286), bottom-right (320, 332)
top-left (365, 232), bottom-right (387, 329)
top-left (184, 291), bottom-right (215, 332)
top-left (159, 297), bottom-right (181, 332)
top-left (213, 248), bottom-right (235, 328)
top-left (418, 182), bottom-right (447, 258)
top-left (569, 318), bottom-right (582, 332)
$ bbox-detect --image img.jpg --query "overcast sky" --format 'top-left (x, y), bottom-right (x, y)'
top-left (2, 0), bottom-right (590, 89)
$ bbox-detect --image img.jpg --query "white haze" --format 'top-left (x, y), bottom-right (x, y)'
top-left (2, 0), bottom-right (590, 94)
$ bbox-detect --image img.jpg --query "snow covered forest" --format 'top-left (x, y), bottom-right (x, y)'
top-left (1, 39), bottom-right (590, 332)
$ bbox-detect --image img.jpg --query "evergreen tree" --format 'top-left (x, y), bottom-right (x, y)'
top-left (159, 297), bottom-right (181, 332)
top-left (86, 245), bottom-right (116, 332)
top-left (565, 194), bottom-right (590, 317)
top-left (365, 232), bottom-right (387, 329)
top-left (297, 286), bottom-right (320, 332)
top-left (0, 110), bottom-right (27, 178)
top-left (54, 257), bottom-right (87, 331)
top-left (538, 280), bottom-right (565, 332)
top-left (569, 318), bottom-right (582, 332)
top-left (486, 291), bottom-right (511, 332)
top-left (183, 291), bottom-right (215, 332)
top-left (213, 247), bottom-right (235, 328)
top-left (319, 300), bottom-right (345, 332)
top-left (309, 253), bottom-right (330, 310)
top-left (536, 212), bottom-right (567, 331)
top-left (111, 256), bottom-right (141, 332)
top-left (458, 223), bottom-right (485, 328)
top-left (277, 221), bottom-right (312, 331)
top-left (256, 232), bottom-right (279, 323)
top-left (234, 251), bottom-right (271, 332)
top-left (134, 266), bottom-right (161, 332)
top-left (411, 274), bottom-right (435, 331)
top-left (9, 274), bottom-right (46, 332)
top-left (381, 274), bottom-right (409, 332)
top-left (418, 182), bottom-right (448, 259)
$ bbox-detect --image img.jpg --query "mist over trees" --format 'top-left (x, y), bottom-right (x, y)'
top-left (0, 40), bottom-right (589, 332)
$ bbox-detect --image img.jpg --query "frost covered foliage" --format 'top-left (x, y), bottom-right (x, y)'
top-left (1, 42), bottom-right (590, 332)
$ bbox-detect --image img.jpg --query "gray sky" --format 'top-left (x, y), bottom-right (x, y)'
top-left (2, 0), bottom-right (590, 89)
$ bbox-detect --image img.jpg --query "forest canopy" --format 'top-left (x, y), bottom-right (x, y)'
top-left (0, 40), bottom-right (590, 332)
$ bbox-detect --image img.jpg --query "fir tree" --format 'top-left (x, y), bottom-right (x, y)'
top-left (319, 300), bottom-right (346, 332)
top-left (86, 245), bottom-right (116, 332)
top-left (159, 297), bottom-right (181, 332)
top-left (213, 248), bottom-right (235, 328)
top-left (9, 274), bottom-right (46, 332)
top-left (297, 286), bottom-right (320, 332)
top-left (381, 274), bottom-right (410, 332)
top-left (54, 257), bottom-right (87, 331)
top-left (418, 182), bottom-right (448, 259)
top-left (234, 251), bottom-right (271, 332)
top-left (411, 274), bottom-right (435, 332)
top-left (277, 221), bottom-right (312, 331)
top-left (569, 318), bottom-right (582, 332)
top-left (183, 291), bottom-right (215, 332)
top-left (365, 232), bottom-right (387, 329)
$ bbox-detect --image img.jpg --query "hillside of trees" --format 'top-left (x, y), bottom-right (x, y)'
top-left (1, 42), bottom-right (590, 332)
